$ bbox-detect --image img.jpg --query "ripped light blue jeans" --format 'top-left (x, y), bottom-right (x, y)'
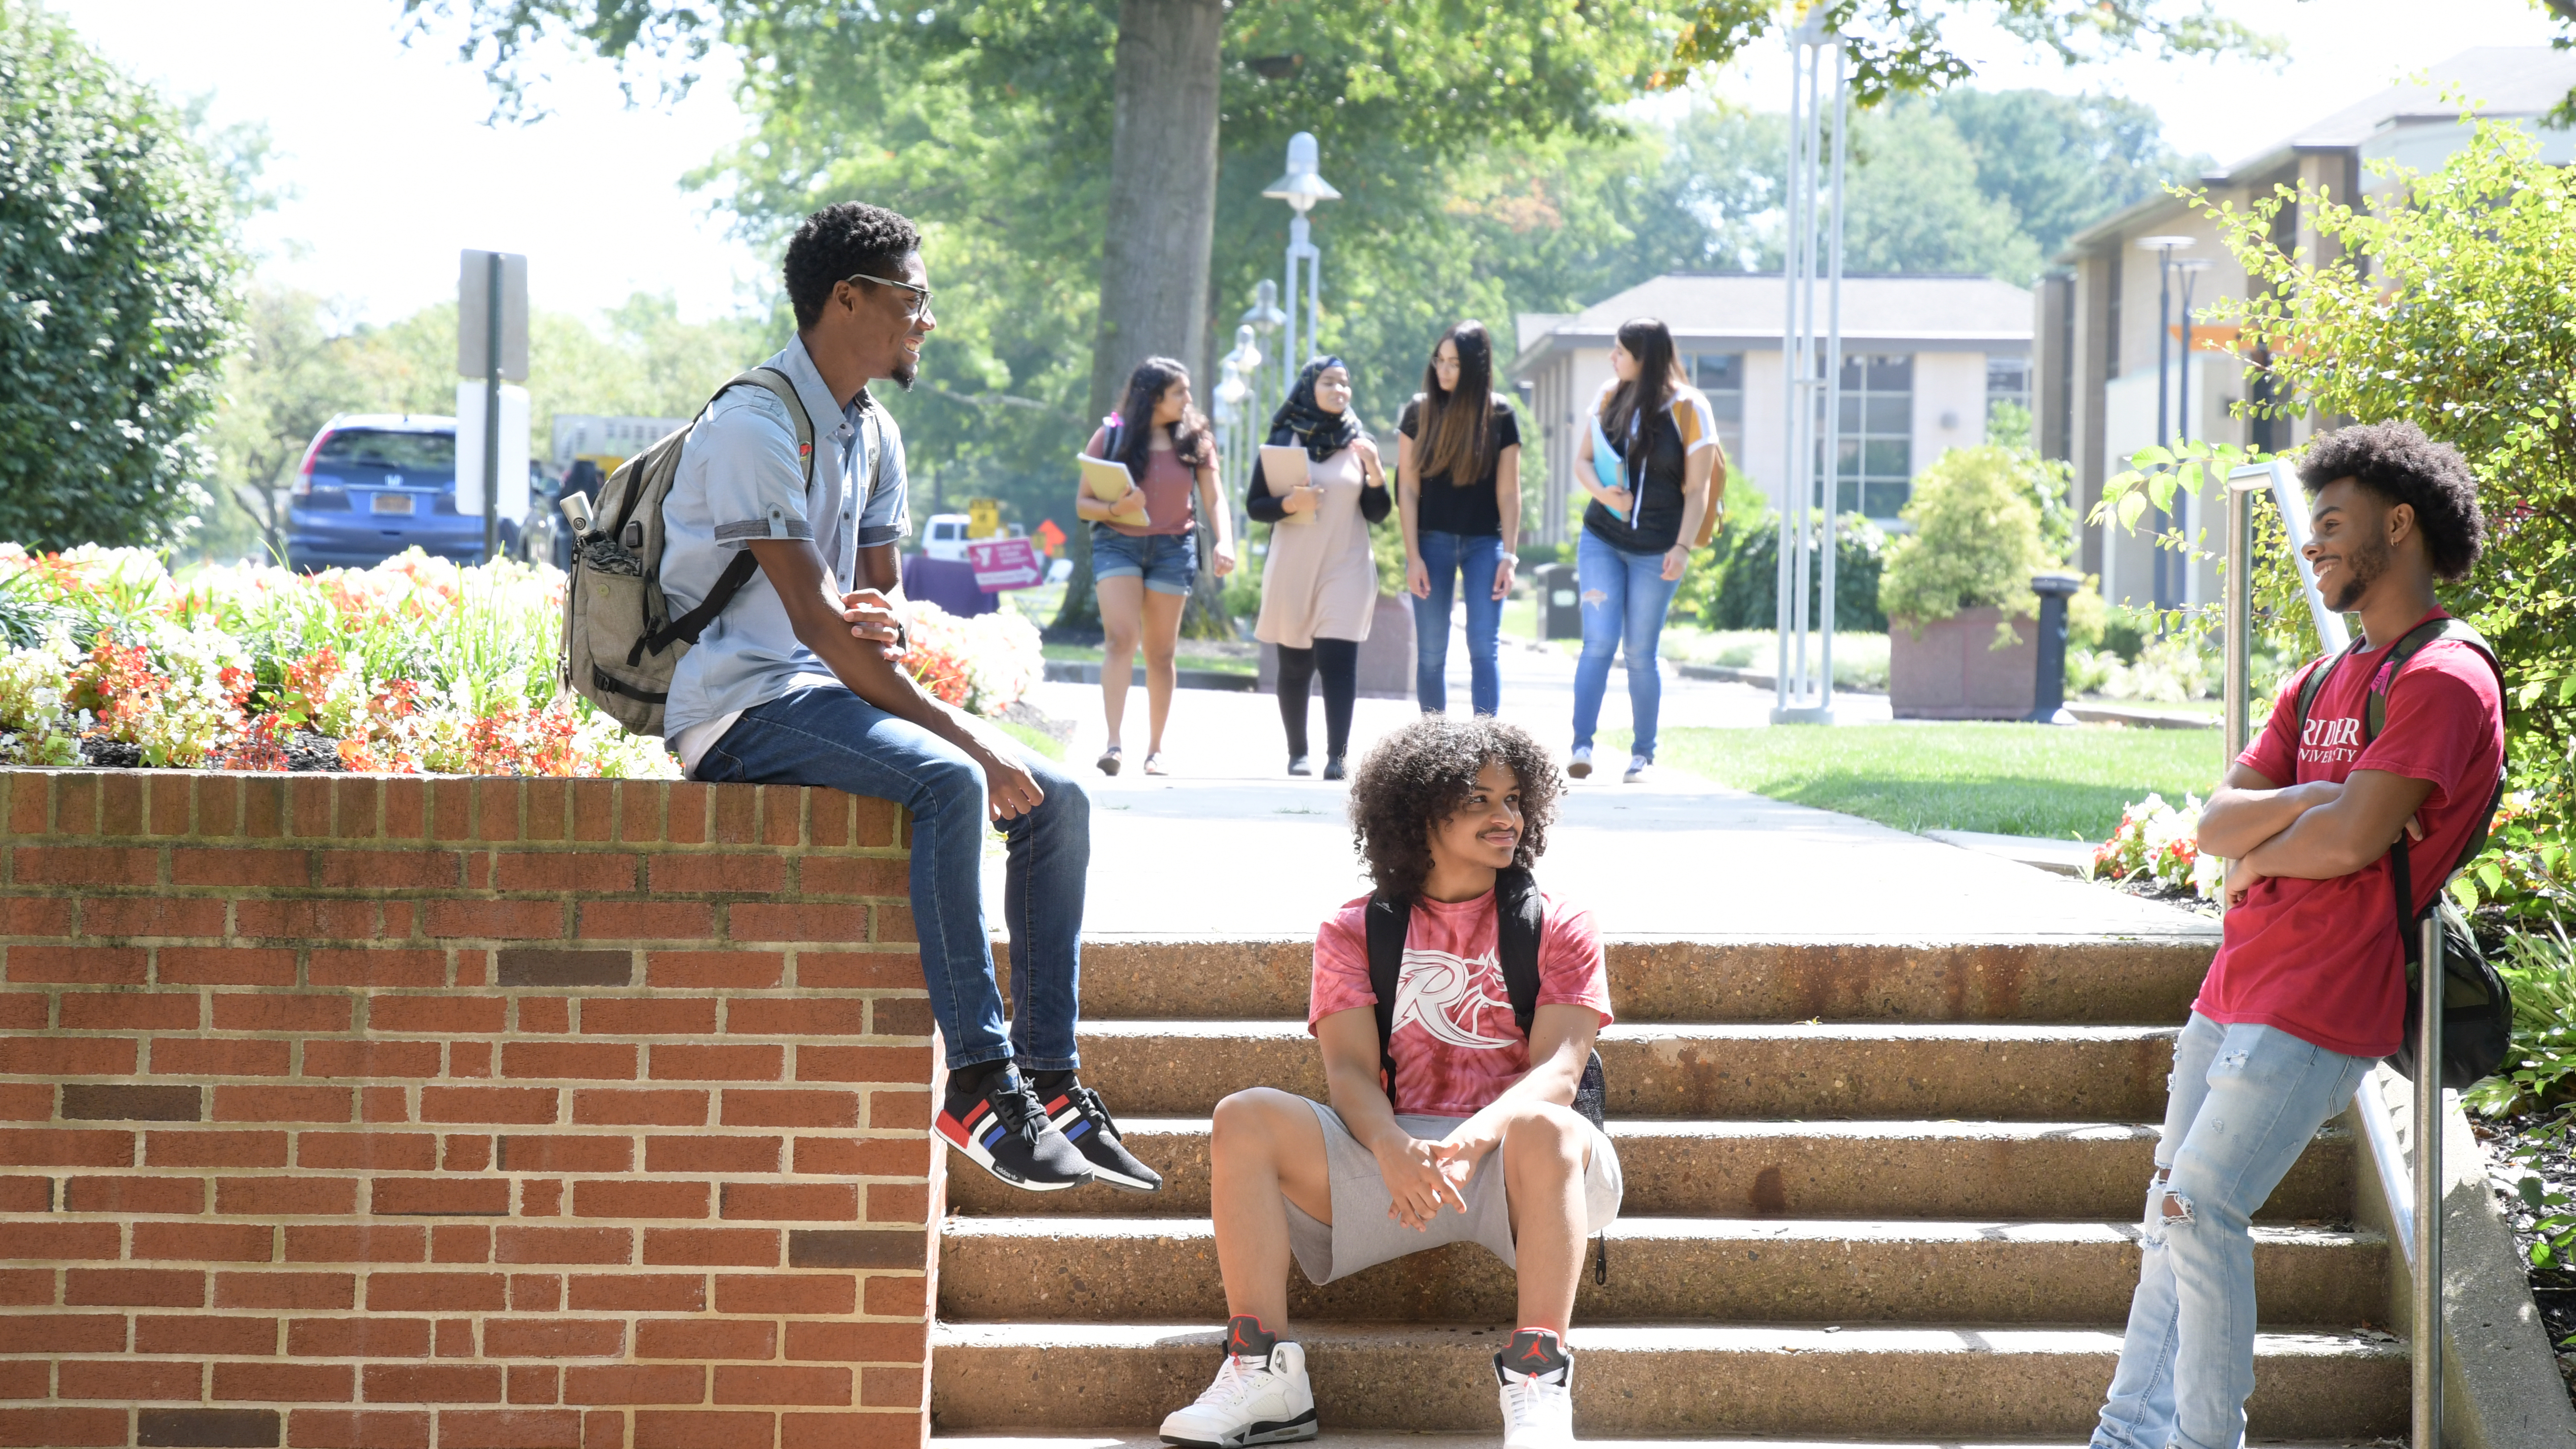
top-left (2092, 1012), bottom-right (2375, 1449)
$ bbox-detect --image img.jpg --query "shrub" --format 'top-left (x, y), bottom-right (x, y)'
top-left (1878, 443), bottom-right (2058, 633)
top-left (1704, 512), bottom-right (1888, 632)
top-left (2465, 926), bottom-right (2576, 1122)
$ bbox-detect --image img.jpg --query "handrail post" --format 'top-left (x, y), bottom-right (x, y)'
top-left (2224, 468), bottom-right (2256, 760)
top-left (2413, 913), bottom-right (2445, 1449)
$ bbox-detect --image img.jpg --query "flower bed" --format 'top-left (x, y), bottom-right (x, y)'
top-left (2088, 792), bottom-right (2223, 902)
top-left (0, 545), bottom-right (1041, 777)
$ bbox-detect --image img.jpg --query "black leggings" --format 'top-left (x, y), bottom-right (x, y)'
top-left (1275, 638), bottom-right (1360, 761)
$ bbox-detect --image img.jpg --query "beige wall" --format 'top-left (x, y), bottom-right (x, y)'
top-left (1911, 351), bottom-right (1992, 473)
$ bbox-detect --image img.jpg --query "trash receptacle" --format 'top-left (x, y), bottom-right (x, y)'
top-left (1534, 562), bottom-right (1582, 641)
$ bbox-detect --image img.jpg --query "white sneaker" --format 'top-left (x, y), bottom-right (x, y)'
top-left (1565, 747), bottom-right (1593, 780)
top-left (1494, 1327), bottom-right (1575, 1449)
top-left (1160, 1315), bottom-right (1317, 1448)
top-left (1621, 755), bottom-right (1651, 784)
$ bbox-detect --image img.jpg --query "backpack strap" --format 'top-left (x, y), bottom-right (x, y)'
top-left (1495, 867), bottom-right (1545, 1036)
top-left (1364, 893), bottom-right (1409, 1109)
top-left (2291, 638), bottom-right (2365, 748)
top-left (632, 368), bottom-right (817, 663)
top-left (2364, 617), bottom-right (2507, 957)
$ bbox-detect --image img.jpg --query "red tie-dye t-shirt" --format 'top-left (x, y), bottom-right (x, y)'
top-left (1308, 888), bottom-right (1612, 1118)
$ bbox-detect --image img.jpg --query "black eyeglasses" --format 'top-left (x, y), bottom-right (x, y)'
top-left (843, 271), bottom-right (934, 323)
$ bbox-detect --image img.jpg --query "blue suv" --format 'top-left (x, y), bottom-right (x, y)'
top-left (285, 414), bottom-right (522, 572)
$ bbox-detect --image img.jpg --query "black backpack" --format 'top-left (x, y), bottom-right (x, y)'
top-left (2290, 615), bottom-right (2512, 1088)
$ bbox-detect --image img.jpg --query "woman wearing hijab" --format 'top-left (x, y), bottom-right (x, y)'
top-left (1249, 357), bottom-right (1389, 780)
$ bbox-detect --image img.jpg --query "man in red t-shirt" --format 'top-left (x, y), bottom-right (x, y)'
top-left (2092, 421), bottom-right (2500, 1449)
top-left (1159, 720), bottom-right (1617, 1449)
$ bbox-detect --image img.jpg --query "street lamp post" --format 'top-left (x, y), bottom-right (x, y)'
top-left (1239, 280), bottom-right (1287, 425)
top-left (2137, 235), bottom-right (2195, 613)
top-left (1262, 133), bottom-right (1340, 370)
top-left (1214, 324), bottom-right (1263, 545)
top-left (2174, 256), bottom-right (2213, 604)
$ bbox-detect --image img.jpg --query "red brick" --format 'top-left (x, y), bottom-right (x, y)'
top-left (0, 898), bottom-right (71, 936)
top-left (0, 1084), bottom-right (44, 1121)
top-left (519, 1178), bottom-right (562, 1216)
top-left (433, 1224), bottom-right (492, 1263)
top-left (477, 780), bottom-right (526, 843)
top-left (570, 1089), bottom-right (705, 1127)
top-left (133, 1313), bottom-right (279, 1354)
top-left (287, 1409), bottom-right (431, 1449)
top-left (579, 998), bottom-right (717, 1036)
top-left (288, 775), bottom-right (336, 837)
top-left (0, 1221), bottom-right (117, 1259)
top-left (99, 772), bottom-right (148, 835)
top-left (867, 1182), bottom-right (930, 1225)
top-left (645, 951), bottom-right (782, 989)
top-left (494, 1136), bottom-right (629, 1174)
top-left (361, 1085), bottom-right (408, 1123)
top-left (494, 852), bottom-right (640, 893)
top-left (363, 1000), bottom-right (496, 1039)
top-left (709, 1276), bottom-right (850, 1321)
top-left (868, 998), bottom-right (932, 1036)
top-left (66, 1174), bottom-right (199, 1213)
top-left (508, 1364), bottom-right (561, 1405)
top-left (708, 785), bottom-right (757, 846)
top-left (171, 846), bottom-right (310, 886)
top-left (794, 1045), bottom-right (933, 1084)
top-left (372, 1177), bottom-right (510, 1216)
top-left (524, 782), bottom-right (570, 844)
top-left (799, 856), bottom-right (908, 898)
top-left (0, 1034), bottom-right (132, 1075)
top-left (571, 1179), bottom-right (707, 1220)
top-left (783, 1320), bottom-right (926, 1364)
top-left (298, 1131), bottom-right (436, 1170)
top-left (66, 1266), bottom-right (203, 1305)
top-left (4, 944), bottom-right (146, 985)
top-left (874, 904), bottom-right (916, 945)
top-left (0, 1175), bottom-right (45, 1211)
top-left (211, 992), bottom-right (353, 1034)
top-left (449, 1039), bottom-right (494, 1078)
top-left (635, 1319), bottom-right (774, 1361)
top-left (437, 1409), bottom-right (584, 1449)
top-left (648, 1043), bottom-right (782, 1082)
top-left (214, 1360), bottom-right (354, 1401)
top-left (309, 949), bottom-right (447, 988)
top-left (0, 1267), bottom-right (51, 1303)
top-left (376, 776), bottom-right (429, 839)
top-left (152, 1036), bottom-right (292, 1076)
top-left (507, 1273), bottom-right (562, 1311)
top-left (566, 782), bottom-right (616, 844)
top-left (757, 786), bottom-right (804, 848)
top-left (859, 1363), bottom-right (924, 1408)
top-left (215, 1084), bottom-right (352, 1123)
top-left (564, 1274), bottom-right (702, 1312)
top-left (424, 898), bottom-right (565, 940)
top-left (565, 1364), bottom-right (706, 1406)
top-left (317, 849), bottom-right (460, 890)
top-left (648, 854), bottom-right (787, 896)
top-left (81, 894), bottom-right (225, 937)
top-left (724, 998), bottom-right (865, 1037)
top-left (484, 1318), bottom-right (624, 1359)
top-left (214, 1177), bottom-right (356, 1217)
top-left (488, 1227), bottom-right (630, 1266)
top-left (54, 991), bottom-right (193, 1031)
top-left (783, 1411), bottom-right (920, 1449)
top-left (722, 1090), bottom-right (859, 1128)
top-left (643, 1135), bottom-right (780, 1175)
top-left (0, 996), bottom-right (40, 1038)
top-left (160, 946), bottom-right (298, 986)
top-left (728, 902), bottom-right (866, 943)
top-left (282, 1225), bottom-right (425, 1264)
top-left (641, 1228), bottom-right (776, 1267)
top-left (862, 1274), bottom-right (924, 1317)
top-left (331, 777), bottom-right (381, 840)
top-left (365, 1362), bottom-right (504, 1402)
top-left (285, 1315), bottom-right (431, 1357)
top-left (0, 1313), bottom-right (124, 1353)
top-left (435, 1317), bottom-right (477, 1356)
top-left (715, 1365), bottom-right (850, 1406)
top-left (145, 1129), bottom-right (287, 1168)
top-left (632, 1411), bottom-right (772, 1449)
top-left (367, 1272), bottom-right (506, 1312)
top-left (427, 779), bottom-right (476, 842)
top-left (132, 1222), bottom-right (275, 1262)
top-left (575, 902), bottom-right (715, 942)
top-left (235, 897), bottom-right (378, 941)
top-left (666, 784), bottom-right (713, 845)
top-left (0, 1127), bottom-right (130, 1166)
top-left (0, 1407), bottom-right (128, 1446)
top-left (794, 951), bottom-right (919, 990)
top-left (422, 1086), bottom-right (559, 1125)
top-left (442, 1134), bottom-right (493, 1172)
top-left (501, 1041), bottom-right (637, 1080)
top-left (866, 1089), bottom-right (931, 1130)
top-left (213, 1270), bottom-right (352, 1309)
top-left (303, 1039), bottom-right (441, 1079)
top-left (15, 845), bottom-right (157, 886)
top-left (517, 997), bottom-right (571, 1033)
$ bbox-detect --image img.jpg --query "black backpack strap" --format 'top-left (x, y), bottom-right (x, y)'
top-left (631, 367), bottom-right (818, 664)
top-left (1364, 892), bottom-right (1409, 1109)
top-left (2363, 617), bottom-right (2508, 958)
top-left (1495, 867), bottom-right (1545, 1036)
top-left (2291, 640), bottom-right (2362, 747)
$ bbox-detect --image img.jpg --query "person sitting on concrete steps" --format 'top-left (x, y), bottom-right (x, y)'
top-left (2090, 420), bottom-right (2502, 1449)
top-left (659, 201), bottom-right (1159, 1196)
top-left (1160, 717), bottom-right (1618, 1449)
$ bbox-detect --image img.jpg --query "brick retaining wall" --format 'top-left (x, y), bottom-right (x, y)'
top-left (0, 769), bottom-right (940, 1449)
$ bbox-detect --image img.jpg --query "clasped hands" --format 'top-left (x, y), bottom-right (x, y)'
top-left (1373, 1130), bottom-right (1494, 1231)
top-left (835, 586), bottom-right (1044, 822)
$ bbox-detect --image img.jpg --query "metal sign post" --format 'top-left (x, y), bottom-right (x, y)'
top-left (1772, 14), bottom-right (1847, 725)
top-left (458, 250), bottom-right (530, 563)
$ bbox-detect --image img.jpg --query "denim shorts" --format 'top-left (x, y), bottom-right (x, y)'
top-left (1091, 525), bottom-right (1198, 596)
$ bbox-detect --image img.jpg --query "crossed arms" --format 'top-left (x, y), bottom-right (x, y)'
top-left (2198, 763), bottom-right (2432, 906)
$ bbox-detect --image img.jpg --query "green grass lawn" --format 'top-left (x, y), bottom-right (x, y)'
top-left (994, 719), bottom-right (1068, 761)
top-left (1614, 722), bottom-right (2228, 841)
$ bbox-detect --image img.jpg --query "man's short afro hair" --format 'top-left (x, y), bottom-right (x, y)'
top-left (2297, 420), bottom-right (2486, 581)
top-left (785, 203), bottom-right (920, 329)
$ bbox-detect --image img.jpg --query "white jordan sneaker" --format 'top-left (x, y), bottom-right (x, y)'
top-left (1159, 1315), bottom-right (1317, 1448)
top-left (1494, 1326), bottom-right (1576, 1449)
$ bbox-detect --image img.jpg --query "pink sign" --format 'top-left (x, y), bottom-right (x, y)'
top-left (967, 537), bottom-right (1044, 592)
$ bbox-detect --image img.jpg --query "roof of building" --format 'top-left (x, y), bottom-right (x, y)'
top-left (1509, 272), bottom-right (2034, 375)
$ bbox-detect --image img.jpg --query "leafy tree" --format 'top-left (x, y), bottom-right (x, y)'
top-left (201, 288), bottom-right (358, 564)
top-left (1932, 89), bottom-right (2205, 262)
top-left (0, 0), bottom-right (243, 551)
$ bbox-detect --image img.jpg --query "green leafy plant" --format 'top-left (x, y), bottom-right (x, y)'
top-left (1878, 443), bottom-right (2057, 636)
top-left (2466, 927), bottom-right (2576, 1121)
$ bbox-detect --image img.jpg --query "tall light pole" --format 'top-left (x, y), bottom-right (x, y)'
top-left (1773, 10), bottom-right (1849, 726)
top-left (1262, 133), bottom-right (1340, 370)
top-left (2137, 235), bottom-right (2194, 613)
top-left (1239, 280), bottom-right (1287, 424)
top-left (2175, 256), bottom-right (2212, 604)
top-left (1214, 323), bottom-right (1263, 546)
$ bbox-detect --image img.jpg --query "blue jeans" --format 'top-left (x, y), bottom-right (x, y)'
top-left (2092, 1013), bottom-right (2375, 1449)
top-left (1411, 530), bottom-right (1504, 716)
top-left (694, 686), bottom-right (1089, 1074)
top-left (1091, 525), bottom-right (1198, 596)
top-left (1571, 528), bottom-right (1682, 760)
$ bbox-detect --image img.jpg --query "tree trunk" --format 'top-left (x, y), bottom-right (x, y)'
top-left (1049, 0), bottom-right (1225, 641)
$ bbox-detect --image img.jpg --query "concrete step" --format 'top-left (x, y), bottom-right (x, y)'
top-left (937, 1216), bottom-right (2384, 1327)
top-left (927, 1321), bottom-right (2406, 1439)
top-left (949, 1119), bottom-right (2357, 1224)
top-left (1035, 938), bottom-right (2214, 1025)
top-left (1075, 1021), bottom-right (2176, 1121)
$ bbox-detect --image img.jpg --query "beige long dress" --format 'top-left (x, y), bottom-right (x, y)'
top-left (1253, 444), bottom-right (1376, 648)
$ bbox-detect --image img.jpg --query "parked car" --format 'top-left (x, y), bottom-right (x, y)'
top-left (286, 415), bottom-right (520, 572)
top-left (920, 513), bottom-right (972, 562)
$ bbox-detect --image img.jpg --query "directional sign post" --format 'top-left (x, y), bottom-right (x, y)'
top-left (459, 250), bottom-right (530, 562)
top-left (966, 537), bottom-right (1044, 592)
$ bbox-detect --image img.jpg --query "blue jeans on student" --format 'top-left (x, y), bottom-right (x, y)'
top-left (1570, 528), bottom-right (1683, 761)
top-left (2092, 1012), bottom-right (2375, 1449)
top-left (693, 686), bottom-right (1089, 1074)
top-left (1411, 530), bottom-right (1504, 716)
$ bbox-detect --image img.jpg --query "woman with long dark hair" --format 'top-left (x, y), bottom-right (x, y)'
top-left (1075, 356), bottom-right (1236, 776)
top-left (1567, 319), bottom-right (1722, 784)
top-left (1249, 357), bottom-right (1389, 780)
top-left (1397, 321), bottom-right (1522, 717)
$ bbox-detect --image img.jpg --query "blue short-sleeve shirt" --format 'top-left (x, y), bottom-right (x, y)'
top-left (658, 335), bottom-right (911, 740)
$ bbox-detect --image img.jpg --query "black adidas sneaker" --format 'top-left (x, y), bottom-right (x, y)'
top-left (1036, 1076), bottom-right (1163, 1192)
top-left (934, 1066), bottom-right (1092, 1191)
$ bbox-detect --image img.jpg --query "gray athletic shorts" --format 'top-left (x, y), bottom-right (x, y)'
top-left (1283, 1100), bottom-right (1623, 1286)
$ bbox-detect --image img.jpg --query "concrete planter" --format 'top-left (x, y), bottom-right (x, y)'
top-left (1257, 592), bottom-right (1416, 701)
top-left (1889, 606), bottom-right (2038, 720)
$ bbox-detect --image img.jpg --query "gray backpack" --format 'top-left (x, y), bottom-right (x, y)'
top-left (558, 368), bottom-right (814, 737)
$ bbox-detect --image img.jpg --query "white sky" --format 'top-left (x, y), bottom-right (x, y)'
top-left (58, 0), bottom-right (2566, 328)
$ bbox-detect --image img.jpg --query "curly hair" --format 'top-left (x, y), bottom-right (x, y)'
top-left (2297, 421), bottom-right (2486, 581)
top-left (1347, 717), bottom-right (1560, 902)
top-left (784, 203), bottom-right (921, 329)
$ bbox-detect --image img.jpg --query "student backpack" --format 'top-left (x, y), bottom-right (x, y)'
top-left (2289, 615), bottom-right (2513, 1088)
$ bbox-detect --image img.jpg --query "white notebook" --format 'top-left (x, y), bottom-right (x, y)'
top-left (1259, 445), bottom-right (1316, 525)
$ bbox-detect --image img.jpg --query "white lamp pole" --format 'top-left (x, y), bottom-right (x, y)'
top-left (2136, 235), bottom-right (2195, 613)
top-left (1773, 11), bottom-right (1848, 725)
top-left (1262, 133), bottom-right (1341, 370)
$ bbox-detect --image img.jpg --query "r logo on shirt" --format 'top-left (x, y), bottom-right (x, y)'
top-left (1392, 948), bottom-right (1519, 1050)
top-left (2301, 713), bottom-right (2362, 765)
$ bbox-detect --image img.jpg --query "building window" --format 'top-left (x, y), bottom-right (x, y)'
top-left (1986, 355), bottom-right (2031, 422)
top-left (1684, 352), bottom-right (1744, 465)
top-left (1830, 353), bottom-right (1913, 519)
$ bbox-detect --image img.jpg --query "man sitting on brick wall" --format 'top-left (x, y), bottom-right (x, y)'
top-left (2092, 421), bottom-right (2502, 1449)
top-left (660, 200), bottom-right (1160, 1196)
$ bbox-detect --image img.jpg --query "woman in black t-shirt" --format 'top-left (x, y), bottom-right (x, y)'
top-left (1396, 321), bottom-right (1522, 717)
